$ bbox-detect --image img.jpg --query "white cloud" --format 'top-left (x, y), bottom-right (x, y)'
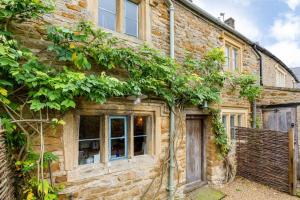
top-left (271, 13), bottom-right (300, 40)
top-left (284, 0), bottom-right (300, 10)
top-left (267, 12), bottom-right (300, 67)
top-left (192, 0), bottom-right (261, 41)
top-left (267, 41), bottom-right (300, 67)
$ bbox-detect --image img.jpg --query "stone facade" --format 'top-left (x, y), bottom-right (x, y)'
top-left (12, 0), bottom-right (300, 199)
top-left (262, 54), bottom-right (296, 88)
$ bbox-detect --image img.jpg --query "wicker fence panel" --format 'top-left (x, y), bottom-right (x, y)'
top-left (236, 127), bottom-right (290, 193)
top-left (0, 127), bottom-right (14, 200)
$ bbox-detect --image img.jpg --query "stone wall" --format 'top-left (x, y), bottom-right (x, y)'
top-left (9, 0), bottom-right (300, 199)
top-left (261, 54), bottom-right (295, 88)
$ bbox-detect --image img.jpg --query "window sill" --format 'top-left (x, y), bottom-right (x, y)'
top-left (67, 155), bottom-right (157, 182)
top-left (100, 27), bottom-right (149, 46)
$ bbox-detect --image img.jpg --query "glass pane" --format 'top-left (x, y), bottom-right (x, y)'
top-left (225, 46), bottom-right (230, 68)
top-left (134, 136), bottom-right (147, 156)
top-left (134, 116), bottom-right (147, 136)
top-left (99, 10), bottom-right (116, 31)
top-left (125, 0), bottom-right (138, 20)
top-left (233, 48), bottom-right (239, 70)
top-left (79, 140), bottom-right (100, 165)
top-left (222, 115), bottom-right (227, 133)
top-left (125, 18), bottom-right (138, 37)
top-left (79, 116), bottom-right (100, 140)
top-left (99, 0), bottom-right (116, 13)
top-left (110, 118), bottom-right (126, 138)
top-left (110, 138), bottom-right (126, 159)
top-left (237, 114), bottom-right (242, 127)
top-left (230, 115), bottom-right (235, 139)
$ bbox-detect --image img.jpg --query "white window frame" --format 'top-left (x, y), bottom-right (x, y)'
top-left (275, 65), bottom-right (286, 87)
top-left (221, 108), bottom-right (248, 141)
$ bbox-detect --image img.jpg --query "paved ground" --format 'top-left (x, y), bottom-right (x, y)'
top-left (215, 177), bottom-right (299, 200)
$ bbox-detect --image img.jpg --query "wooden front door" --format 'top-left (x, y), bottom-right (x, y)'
top-left (186, 116), bottom-right (204, 184)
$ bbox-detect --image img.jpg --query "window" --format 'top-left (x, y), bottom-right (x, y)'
top-left (221, 109), bottom-right (248, 141)
top-left (109, 116), bottom-right (127, 160)
top-left (75, 113), bottom-right (152, 166)
top-left (222, 114), bottom-right (227, 134)
top-left (99, 0), bottom-right (117, 31)
top-left (124, 0), bottom-right (139, 37)
top-left (78, 116), bottom-right (101, 165)
top-left (230, 115), bottom-right (235, 139)
top-left (224, 42), bottom-right (241, 71)
top-left (275, 66), bottom-right (286, 87)
top-left (94, 0), bottom-right (148, 39)
top-left (232, 48), bottom-right (239, 70)
top-left (134, 116), bottom-right (148, 155)
top-left (225, 45), bottom-right (230, 70)
top-left (224, 35), bottom-right (243, 72)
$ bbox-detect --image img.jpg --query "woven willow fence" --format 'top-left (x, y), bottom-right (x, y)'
top-left (0, 126), bottom-right (14, 200)
top-left (236, 127), bottom-right (296, 195)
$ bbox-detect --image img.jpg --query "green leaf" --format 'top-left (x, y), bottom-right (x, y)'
top-left (61, 99), bottom-right (76, 109)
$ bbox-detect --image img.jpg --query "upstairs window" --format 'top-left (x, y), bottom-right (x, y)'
top-left (224, 42), bottom-right (241, 72)
top-left (99, 0), bottom-right (117, 31)
top-left (125, 0), bottom-right (139, 37)
top-left (94, 0), bottom-right (148, 39)
top-left (275, 66), bottom-right (286, 87)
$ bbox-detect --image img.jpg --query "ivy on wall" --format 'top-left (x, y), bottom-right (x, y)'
top-left (0, 0), bottom-right (261, 199)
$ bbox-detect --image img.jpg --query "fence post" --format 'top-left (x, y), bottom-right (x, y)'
top-left (288, 127), bottom-right (296, 195)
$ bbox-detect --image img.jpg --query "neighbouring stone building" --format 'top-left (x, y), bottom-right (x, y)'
top-left (13, 0), bottom-right (300, 199)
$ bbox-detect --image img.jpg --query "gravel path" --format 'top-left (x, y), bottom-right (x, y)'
top-left (215, 177), bottom-right (299, 200)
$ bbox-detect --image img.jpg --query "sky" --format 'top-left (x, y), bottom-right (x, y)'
top-left (192, 0), bottom-right (300, 68)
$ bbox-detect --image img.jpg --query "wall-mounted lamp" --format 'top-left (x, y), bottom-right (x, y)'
top-left (203, 101), bottom-right (208, 110)
top-left (199, 101), bottom-right (209, 110)
top-left (126, 94), bottom-right (148, 105)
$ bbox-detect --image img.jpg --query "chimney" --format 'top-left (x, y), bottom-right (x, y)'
top-left (224, 17), bottom-right (235, 29)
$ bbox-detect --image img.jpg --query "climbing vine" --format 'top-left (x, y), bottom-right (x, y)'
top-left (0, 0), bottom-right (262, 199)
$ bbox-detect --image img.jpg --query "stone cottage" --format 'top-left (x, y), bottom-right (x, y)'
top-left (17, 0), bottom-right (300, 199)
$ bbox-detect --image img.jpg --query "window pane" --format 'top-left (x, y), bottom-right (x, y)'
top-left (110, 138), bottom-right (126, 159)
top-left (79, 116), bottom-right (100, 140)
top-left (125, 0), bottom-right (138, 37)
top-left (78, 116), bottom-right (100, 165)
top-left (230, 115), bottom-right (235, 139)
top-left (134, 116), bottom-right (148, 156)
top-left (225, 46), bottom-right (230, 68)
top-left (99, 0), bottom-right (116, 13)
top-left (134, 136), bottom-right (147, 156)
top-left (237, 114), bottom-right (242, 127)
top-left (233, 48), bottom-right (239, 70)
top-left (99, 10), bottom-right (116, 31)
top-left (222, 115), bottom-right (227, 133)
top-left (134, 116), bottom-right (147, 136)
top-left (79, 140), bottom-right (100, 165)
top-left (110, 118), bottom-right (126, 138)
top-left (125, 18), bottom-right (138, 37)
top-left (125, 0), bottom-right (138, 20)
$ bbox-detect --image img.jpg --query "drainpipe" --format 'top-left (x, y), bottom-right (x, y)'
top-left (165, 0), bottom-right (175, 200)
top-left (252, 43), bottom-right (263, 86)
top-left (251, 44), bottom-right (262, 128)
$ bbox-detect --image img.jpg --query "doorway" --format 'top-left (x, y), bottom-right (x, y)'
top-left (186, 115), bottom-right (205, 186)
